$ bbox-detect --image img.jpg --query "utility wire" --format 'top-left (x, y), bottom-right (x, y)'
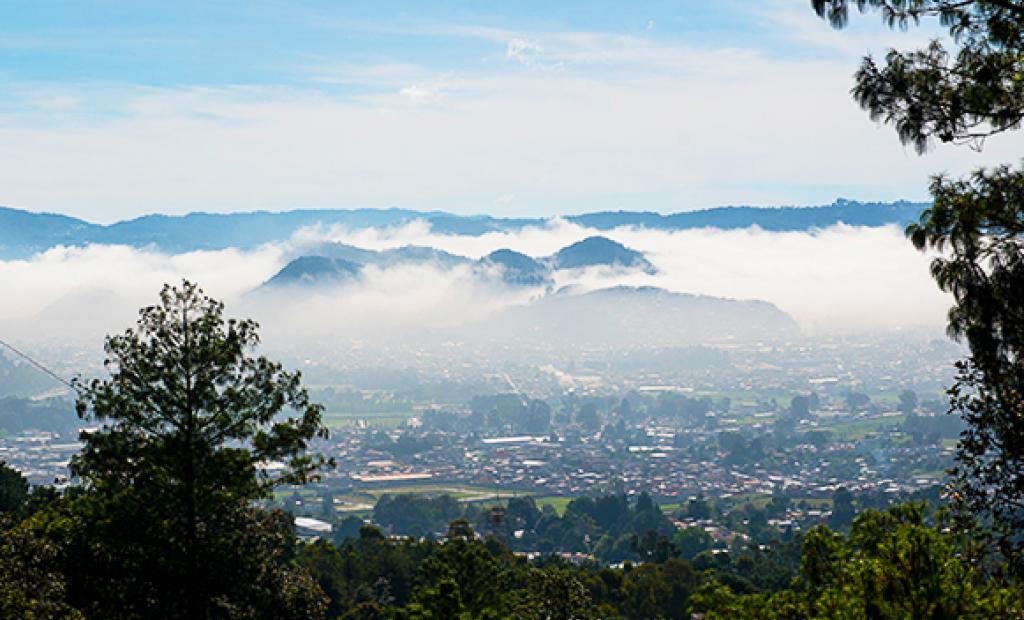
top-left (0, 335), bottom-right (77, 391)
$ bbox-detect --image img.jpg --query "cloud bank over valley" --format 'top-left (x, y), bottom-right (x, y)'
top-left (0, 219), bottom-right (950, 352)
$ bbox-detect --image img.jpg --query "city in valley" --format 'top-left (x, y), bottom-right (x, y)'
top-left (2, 309), bottom-right (962, 561)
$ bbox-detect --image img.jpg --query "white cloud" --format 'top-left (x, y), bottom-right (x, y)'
top-left (505, 37), bottom-right (543, 65)
top-left (290, 219), bottom-right (950, 332)
top-left (399, 82), bottom-right (446, 104)
top-left (1, 21), bottom-right (1022, 223)
top-left (0, 244), bottom-right (283, 337)
top-left (0, 223), bottom-right (950, 348)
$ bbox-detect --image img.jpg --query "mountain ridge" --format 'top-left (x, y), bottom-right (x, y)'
top-left (0, 199), bottom-right (928, 259)
top-left (261, 236), bottom-right (654, 290)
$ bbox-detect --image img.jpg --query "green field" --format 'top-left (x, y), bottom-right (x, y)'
top-left (329, 483), bottom-right (526, 513)
top-left (820, 414), bottom-right (905, 441)
top-left (534, 496), bottom-right (573, 515)
top-left (321, 411), bottom-right (412, 429)
top-left (358, 484), bottom-right (501, 500)
top-left (272, 488), bottom-right (318, 501)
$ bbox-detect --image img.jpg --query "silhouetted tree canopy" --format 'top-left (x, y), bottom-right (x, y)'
top-left (65, 280), bottom-right (330, 620)
top-left (813, 0), bottom-right (1024, 152)
top-left (815, 0), bottom-right (1024, 571)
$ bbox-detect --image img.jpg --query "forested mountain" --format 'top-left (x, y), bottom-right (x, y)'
top-left (0, 396), bottom-right (78, 436)
top-left (499, 286), bottom-right (799, 346)
top-left (545, 236), bottom-right (656, 272)
top-left (301, 242), bottom-right (472, 270)
top-left (571, 198), bottom-right (924, 231)
top-left (0, 199), bottom-right (927, 258)
top-left (257, 237), bottom-right (796, 344)
top-left (0, 353), bottom-right (64, 399)
top-left (261, 236), bottom-right (654, 290)
top-left (479, 249), bottom-right (551, 287)
top-left (262, 256), bottom-right (363, 288)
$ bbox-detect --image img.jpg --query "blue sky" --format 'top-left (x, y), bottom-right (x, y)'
top-left (1, 0), bottom-right (1021, 222)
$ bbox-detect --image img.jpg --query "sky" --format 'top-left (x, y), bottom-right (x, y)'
top-left (1, 0), bottom-right (1022, 222)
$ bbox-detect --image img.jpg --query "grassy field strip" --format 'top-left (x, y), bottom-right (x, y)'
top-left (321, 411), bottom-right (412, 428)
top-left (819, 414), bottom-right (906, 441)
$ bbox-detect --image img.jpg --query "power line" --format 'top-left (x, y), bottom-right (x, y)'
top-left (0, 336), bottom-right (77, 391)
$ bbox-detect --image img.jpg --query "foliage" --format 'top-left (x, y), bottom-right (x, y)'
top-left (908, 141), bottom-right (1024, 573)
top-left (946, 361), bottom-right (1024, 568)
top-left (0, 461), bottom-right (28, 515)
top-left (469, 394), bottom-right (552, 435)
top-left (60, 280), bottom-right (330, 619)
top-left (368, 492), bottom-right (677, 563)
top-left (908, 166), bottom-right (1024, 372)
top-left (0, 517), bottom-right (83, 620)
top-left (373, 494), bottom-right (466, 539)
top-left (815, 0), bottom-right (1024, 572)
top-left (813, 0), bottom-right (1024, 152)
top-left (696, 503), bottom-right (1024, 619)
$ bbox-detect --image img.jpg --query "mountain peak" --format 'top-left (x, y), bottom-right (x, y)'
top-left (480, 249), bottom-right (550, 287)
top-left (262, 256), bottom-right (362, 288)
top-left (548, 236), bottom-right (655, 273)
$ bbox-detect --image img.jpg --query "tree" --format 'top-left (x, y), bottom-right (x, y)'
top-left (699, 504), bottom-right (1024, 619)
top-left (334, 515), bottom-right (367, 543)
top-left (829, 487), bottom-right (856, 530)
top-left (687, 494), bottom-right (712, 520)
top-left (812, 0), bottom-right (1024, 153)
top-left (814, 0), bottom-right (1024, 571)
top-left (898, 389), bottom-right (918, 416)
top-left (845, 391), bottom-right (870, 411)
top-left (67, 281), bottom-right (329, 620)
top-left (789, 395), bottom-right (811, 419)
top-left (514, 568), bottom-right (593, 620)
top-left (523, 399), bottom-right (552, 434)
top-left (0, 518), bottom-right (84, 620)
top-left (415, 536), bottom-right (507, 617)
top-left (576, 402), bottom-right (600, 433)
top-left (0, 462), bottom-right (28, 515)
top-left (672, 527), bottom-right (713, 560)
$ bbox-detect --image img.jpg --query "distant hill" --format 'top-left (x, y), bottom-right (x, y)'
top-left (0, 198), bottom-right (928, 259)
top-left (262, 256), bottom-right (362, 288)
top-left (0, 396), bottom-right (79, 436)
top-left (569, 199), bottom-right (925, 231)
top-left (0, 352), bottom-right (66, 399)
top-left (479, 249), bottom-right (551, 287)
top-left (263, 236), bottom-right (654, 292)
top-left (546, 236), bottom-right (655, 273)
top-left (29, 288), bottom-right (136, 339)
top-left (304, 242), bottom-right (472, 270)
top-left (0, 207), bottom-right (101, 258)
top-left (497, 286), bottom-right (798, 346)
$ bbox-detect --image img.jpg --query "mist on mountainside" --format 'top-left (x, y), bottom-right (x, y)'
top-left (0, 218), bottom-right (949, 355)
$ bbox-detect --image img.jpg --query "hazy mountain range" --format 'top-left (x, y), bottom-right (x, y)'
top-left (264, 236), bottom-right (655, 289)
top-left (0, 199), bottom-right (927, 259)
top-left (253, 236), bottom-right (798, 346)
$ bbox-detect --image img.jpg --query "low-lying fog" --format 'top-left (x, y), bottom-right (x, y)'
top-left (0, 219), bottom-right (950, 350)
